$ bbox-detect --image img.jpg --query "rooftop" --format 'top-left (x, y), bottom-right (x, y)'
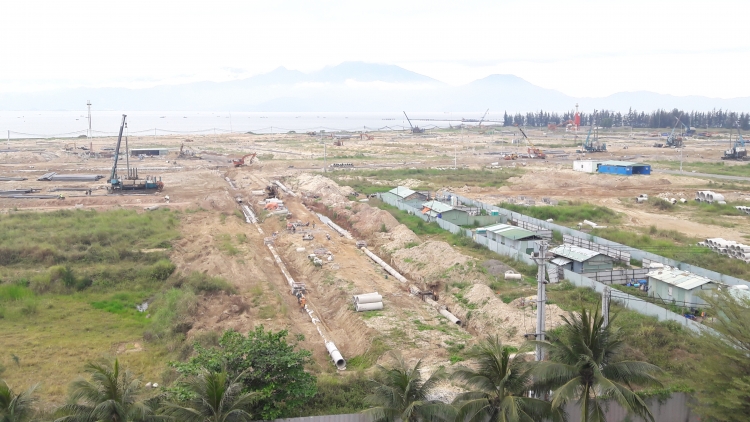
top-left (648, 267), bottom-right (717, 291)
top-left (549, 245), bottom-right (602, 262)
top-left (388, 186), bottom-right (416, 198)
top-left (600, 160), bottom-right (650, 167)
top-left (479, 223), bottom-right (536, 240)
top-left (422, 200), bottom-right (454, 214)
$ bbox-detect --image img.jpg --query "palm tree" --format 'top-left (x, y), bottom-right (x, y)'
top-left (0, 379), bottom-right (39, 422)
top-left (363, 353), bottom-right (451, 422)
top-left (54, 359), bottom-right (162, 422)
top-left (451, 335), bottom-right (565, 422)
top-left (159, 370), bottom-right (258, 422)
top-left (532, 308), bottom-right (662, 422)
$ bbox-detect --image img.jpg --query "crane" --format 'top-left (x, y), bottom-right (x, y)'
top-left (516, 125), bottom-right (546, 159)
top-left (232, 152), bottom-right (257, 167)
top-left (477, 109), bottom-right (489, 128)
top-left (108, 114), bottom-right (163, 192)
top-left (722, 121), bottom-right (748, 160)
top-left (581, 111), bottom-right (606, 152)
top-left (403, 111), bottom-right (425, 134)
top-left (109, 114), bottom-right (127, 189)
top-left (664, 116), bottom-right (684, 148)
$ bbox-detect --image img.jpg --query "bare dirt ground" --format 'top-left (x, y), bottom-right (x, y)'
top-left (1, 127), bottom-right (748, 373)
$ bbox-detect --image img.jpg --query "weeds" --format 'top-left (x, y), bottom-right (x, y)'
top-left (501, 201), bottom-right (621, 225)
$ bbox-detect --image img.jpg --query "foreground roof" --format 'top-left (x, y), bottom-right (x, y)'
top-left (647, 267), bottom-right (716, 291)
top-left (479, 223), bottom-right (536, 240)
top-left (549, 245), bottom-right (602, 262)
top-left (422, 200), bottom-right (454, 213)
top-left (388, 186), bottom-right (416, 198)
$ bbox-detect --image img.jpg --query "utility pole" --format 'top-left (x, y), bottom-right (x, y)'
top-left (602, 286), bottom-right (611, 328)
top-left (533, 241), bottom-right (549, 362)
top-left (7, 130), bottom-right (9, 150)
top-left (87, 100), bottom-right (92, 138)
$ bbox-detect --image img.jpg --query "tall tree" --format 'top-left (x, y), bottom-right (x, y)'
top-left (171, 326), bottom-right (316, 420)
top-left (54, 359), bottom-right (162, 422)
top-left (531, 308), bottom-right (662, 422)
top-left (363, 353), bottom-right (450, 422)
top-left (451, 335), bottom-right (564, 422)
top-left (0, 380), bottom-right (39, 422)
top-left (160, 370), bottom-right (258, 422)
top-left (692, 289), bottom-right (750, 421)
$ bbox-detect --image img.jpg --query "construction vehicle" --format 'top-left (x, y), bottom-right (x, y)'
top-left (403, 111), bottom-right (425, 134)
top-left (580, 112), bottom-right (607, 152)
top-left (178, 142), bottom-right (201, 159)
top-left (722, 121), bottom-right (748, 160)
top-left (108, 115), bottom-right (163, 193)
top-left (516, 125), bottom-right (546, 159)
top-left (232, 152), bottom-right (257, 167)
top-left (360, 132), bottom-right (375, 140)
top-left (664, 117), bottom-right (684, 148)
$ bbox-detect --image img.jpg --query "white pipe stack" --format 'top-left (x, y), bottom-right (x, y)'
top-left (703, 237), bottom-right (750, 262)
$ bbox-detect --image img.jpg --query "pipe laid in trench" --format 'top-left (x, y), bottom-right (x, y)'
top-left (228, 181), bottom-right (345, 370)
top-left (365, 250), bottom-right (463, 324)
top-left (360, 247), bottom-right (408, 283)
top-left (274, 180), bottom-right (297, 197)
top-left (316, 213), bottom-right (353, 239)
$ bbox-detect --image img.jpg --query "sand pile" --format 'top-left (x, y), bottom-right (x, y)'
top-left (296, 173), bottom-right (354, 205)
top-left (453, 283), bottom-right (566, 346)
top-left (348, 204), bottom-right (400, 236)
top-left (381, 224), bottom-right (421, 252)
top-left (392, 240), bottom-right (471, 281)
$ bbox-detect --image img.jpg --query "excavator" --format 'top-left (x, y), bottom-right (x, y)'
top-left (664, 117), bottom-right (685, 148)
top-left (360, 132), bottom-right (375, 141)
top-left (403, 111), bottom-right (425, 134)
top-left (178, 142), bottom-right (201, 159)
top-left (232, 152), bottom-right (257, 167)
top-left (516, 125), bottom-right (546, 159)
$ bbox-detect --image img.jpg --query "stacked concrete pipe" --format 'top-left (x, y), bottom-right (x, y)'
top-left (353, 292), bottom-right (384, 312)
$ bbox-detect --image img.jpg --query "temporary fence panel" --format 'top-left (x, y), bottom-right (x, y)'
top-left (454, 194), bottom-right (749, 287)
top-left (580, 268), bottom-right (650, 285)
top-left (563, 269), bottom-right (705, 333)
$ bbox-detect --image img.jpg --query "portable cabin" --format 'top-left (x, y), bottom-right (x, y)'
top-left (647, 267), bottom-right (719, 310)
top-left (597, 160), bottom-right (651, 176)
top-left (478, 223), bottom-right (540, 254)
top-left (549, 245), bottom-right (614, 273)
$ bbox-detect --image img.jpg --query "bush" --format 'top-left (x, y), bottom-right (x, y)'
top-left (148, 288), bottom-right (198, 339)
top-left (149, 259), bottom-right (176, 281)
top-left (0, 284), bottom-right (34, 301)
top-left (179, 272), bottom-right (236, 294)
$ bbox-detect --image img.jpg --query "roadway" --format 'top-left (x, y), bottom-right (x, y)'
top-left (654, 169), bottom-right (750, 182)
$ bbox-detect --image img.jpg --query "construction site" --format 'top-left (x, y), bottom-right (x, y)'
top-left (1, 115), bottom-right (750, 406)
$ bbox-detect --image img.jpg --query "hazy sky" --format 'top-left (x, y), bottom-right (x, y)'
top-left (2, 0), bottom-right (748, 98)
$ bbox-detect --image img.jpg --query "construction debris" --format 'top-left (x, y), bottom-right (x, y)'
top-left (37, 172), bottom-right (104, 182)
top-left (0, 176), bottom-right (27, 181)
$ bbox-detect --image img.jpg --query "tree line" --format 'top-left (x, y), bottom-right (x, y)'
top-left (1, 292), bottom-right (749, 422)
top-left (503, 109), bottom-right (750, 130)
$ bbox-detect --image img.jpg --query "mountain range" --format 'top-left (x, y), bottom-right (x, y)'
top-left (2, 62), bottom-right (749, 112)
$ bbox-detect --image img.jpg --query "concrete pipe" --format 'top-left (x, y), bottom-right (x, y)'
top-left (325, 341), bottom-right (346, 370)
top-left (360, 247), bottom-right (409, 283)
top-left (505, 272), bottom-right (522, 280)
top-left (356, 294), bottom-right (383, 304)
top-left (356, 302), bottom-right (384, 312)
top-left (352, 292), bottom-right (379, 303)
top-left (439, 308), bottom-right (461, 325)
top-left (711, 193), bottom-right (725, 202)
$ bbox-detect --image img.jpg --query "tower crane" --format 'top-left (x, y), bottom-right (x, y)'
top-left (516, 125), bottom-right (546, 159)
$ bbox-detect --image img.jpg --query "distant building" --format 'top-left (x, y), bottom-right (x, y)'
top-left (549, 245), bottom-right (615, 273)
top-left (573, 160), bottom-right (604, 173)
top-left (130, 148), bottom-right (169, 157)
top-left (380, 186), bottom-right (428, 207)
top-left (477, 223), bottom-right (540, 254)
top-left (647, 267), bottom-right (719, 309)
top-left (597, 160), bottom-right (651, 176)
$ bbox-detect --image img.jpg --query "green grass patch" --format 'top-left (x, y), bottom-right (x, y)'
top-left (653, 160), bottom-right (750, 177)
top-left (501, 201), bottom-right (621, 225)
top-left (0, 285), bottom-right (34, 302)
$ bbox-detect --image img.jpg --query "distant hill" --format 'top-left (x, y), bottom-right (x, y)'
top-left (1, 62), bottom-right (749, 112)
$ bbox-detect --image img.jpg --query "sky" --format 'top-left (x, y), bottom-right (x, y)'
top-left (2, 0), bottom-right (749, 98)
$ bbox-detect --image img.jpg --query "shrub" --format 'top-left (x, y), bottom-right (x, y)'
top-left (181, 272), bottom-right (236, 294)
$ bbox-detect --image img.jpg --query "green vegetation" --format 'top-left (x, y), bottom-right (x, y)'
top-left (653, 160), bottom-right (750, 177)
top-left (331, 168), bottom-right (524, 195)
top-left (304, 374), bottom-right (371, 416)
top-left (501, 201), bottom-right (621, 225)
top-left (591, 227), bottom-right (750, 280)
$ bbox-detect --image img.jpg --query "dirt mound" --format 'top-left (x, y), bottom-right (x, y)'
top-left (296, 173), bottom-right (354, 199)
top-left (348, 204), bottom-right (400, 236)
top-left (392, 241), bottom-right (471, 281)
top-left (381, 224), bottom-right (421, 252)
top-left (447, 283), bottom-right (566, 346)
top-left (482, 259), bottom-right (512, 276)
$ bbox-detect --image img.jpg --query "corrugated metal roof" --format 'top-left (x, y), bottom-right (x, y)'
top-left (647, 267), bottom-right (715, 291)
top-left (422, 200), bottom-right (454, 213)
top-left (549, 245), bottom-right (602, 262)
top-left (479, 223), bottom-right (536, 240)
top-left (601, 160), bottom-right (649, 167)
top-left (388, 186), bottom-right (416, 198)
top-left (551, 257), bottom-right (572, 266)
